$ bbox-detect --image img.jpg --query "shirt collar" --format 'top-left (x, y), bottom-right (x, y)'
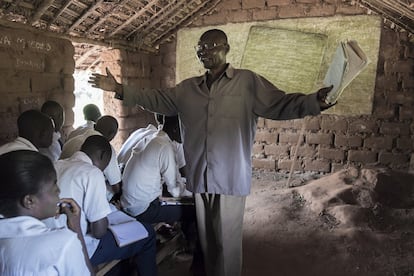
top-left (0, 216), bottom-right (49, 238)
top-left (16, 137), bottom-right (38, 151)
top-left (70, 151), bottom-right (93, 165)
top-left (197, 63), bottom-right (234, 85)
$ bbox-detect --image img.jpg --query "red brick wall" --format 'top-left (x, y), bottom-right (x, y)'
top-left (0, 25), bottom-right (75, 144)
top-left (103, 0), bottom-right (413, 173)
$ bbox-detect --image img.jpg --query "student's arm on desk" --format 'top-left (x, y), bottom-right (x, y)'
top-left (90, 217), bottom-right (109, 239)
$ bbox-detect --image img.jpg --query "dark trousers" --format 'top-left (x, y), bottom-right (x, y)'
top-left (90, 222), bottom-right (157, 276)
top-left (135, 198), bottom-right (195, 225)
top-left (136, 198), bottom-right (197, 243)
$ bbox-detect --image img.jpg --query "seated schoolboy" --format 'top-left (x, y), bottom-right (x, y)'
top-left (155, 114), bottom-right (189, 192)
top-left (67, 103), bottom-right (101, 140)
top-left (0, 150), bottom-right (92, 275)
top-left (117, 123), bottom-right (158, 171)
top-left (39, 100), bottom-right (65, 162)
top-left (121, 121), bottom-right (196, 231)
top-left (0, 109), bottom-right (54, 155)
top-left (61, 115), bottom-right (122, 199)
top-left (55, 135), bottom-right (157, 275)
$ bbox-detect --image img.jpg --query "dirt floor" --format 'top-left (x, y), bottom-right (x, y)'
top-left (159, 167), bottom-right (414, 276)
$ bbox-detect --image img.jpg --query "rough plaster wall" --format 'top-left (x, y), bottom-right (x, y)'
top-left (0, 25), bottom-right (75, 145)
top-left (102, 0), bottom-right (413, 172)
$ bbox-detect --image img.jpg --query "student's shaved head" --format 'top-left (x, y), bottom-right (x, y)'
top-left (95, 115), bottom-right (118, 141)
top-left (18, 109), bottom-right (54, 149)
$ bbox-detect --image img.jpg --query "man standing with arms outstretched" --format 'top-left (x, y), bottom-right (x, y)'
top-left (89, 29), bottom-right (334, 276)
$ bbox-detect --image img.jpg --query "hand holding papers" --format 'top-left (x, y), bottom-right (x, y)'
top-left (107, 210), bottom-right (148, 247)
top-left (323, 40), bottom-right (369, 105)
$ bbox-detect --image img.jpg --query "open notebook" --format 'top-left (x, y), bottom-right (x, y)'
top-left (107, 209), bottom-right (148, 247)
top-left (323, 40), bottom-right (369, 104)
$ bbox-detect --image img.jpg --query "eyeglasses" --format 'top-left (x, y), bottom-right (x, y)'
top-left (194, 42), bottom-right (227, 52)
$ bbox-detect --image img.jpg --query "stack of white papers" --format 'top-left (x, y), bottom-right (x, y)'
top-left (323, 40), bottom-right (369, 104)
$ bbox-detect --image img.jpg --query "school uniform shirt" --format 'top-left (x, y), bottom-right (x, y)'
top-left (55, 151), bottom-right (112, 257)
top-left (0, 136), bottom-right (38, 155)
top-left (60, 129), bottom-right (121, 186)
top-left (66, 120), bottom-right (95, 141)
top-left (39, 131), bottom-right (62, 162)
top-left (117, 124), bottom-right (158, 168)
top-left (121, 130), bottom-right (179, 217)
top-left (171, 140), bottom-right (186, 169)
top-left (0, 216), bottom-right (90, 276)
top-left (122, 64), bottom-right (321, 196)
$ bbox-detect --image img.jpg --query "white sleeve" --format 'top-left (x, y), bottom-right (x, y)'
top-left (174, 142), bottom-right (186, 168)
top-left (61, 232), bottom-right (91, 276)
top-left (160, 143), bottom-right (180, 197)
top-left (83, 169), bottom-right (112, 223)
top-left (103, 146), bottom-right (122, 185)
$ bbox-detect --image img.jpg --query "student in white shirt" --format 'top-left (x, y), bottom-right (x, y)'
top-left (0, 150), bottom-right (92, 275)
top-left (39, 100), bottom-right (65, 162)
top-left (155, 114), bottom-right (189, 184)
top-left (0, 109), bottom-right (54, 155)
top-left (61, 115), bottom-right (122, 198)
top-left (67, 103), bottom-right (101, 140)
top-left (121, 123), bottom-right (195, 229)
top-left (56, 135), bottom-right (157, 275)
top-left (117, 124), bottom-right (158, 171)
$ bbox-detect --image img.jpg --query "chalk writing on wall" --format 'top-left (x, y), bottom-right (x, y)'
top-left (16, 58), bottom-right (45, 71)
top-left (0, 35), bottom-right (53, 53)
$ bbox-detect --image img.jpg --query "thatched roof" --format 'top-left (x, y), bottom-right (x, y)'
top-left (0, 0), bottom-right (412, 71)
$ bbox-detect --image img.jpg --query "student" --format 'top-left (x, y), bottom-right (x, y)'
top-left (67, 103), bottom-right (101, 140)
top-left (117, 124), bottom-right (158, 171)
top-left (121, 125), bottom-right (194, 224)
top-left (0, 150), bottom-right (92, 275)
top-left (56, 135), bottom-right (157, 275)
top-left (61, 115), bottom-right (122, 198)
top-left (0, 109), bottom-right (54, 155)
top-left (89, 28), bottom-right (335, 276)
top-left (39, 100), bottom-right (65, 162)
top-left (155, 114), bottom-right (188, 182)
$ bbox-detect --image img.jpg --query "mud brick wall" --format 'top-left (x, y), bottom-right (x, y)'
top-left (99, 49), bottom-right (158, 150)
top-left (143, 0), bottom-right (414, 173)
top-left (0, 25), bottom-right (75, 145)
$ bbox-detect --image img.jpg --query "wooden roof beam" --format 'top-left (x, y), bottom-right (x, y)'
top-left (0, 0), bottom-right (34, 10)
top-left (48, 0), bottom-right (72, 27)
top-left (109, 0), bottom-right (162, 37)
top-left (126, 0), bottom-right (179, 38)
top-left (30, 0), bottom-right (55, 25)
top-left (85, 0), bottom-right (132, 35)
top-left (152, 0), bottom-right (222, 47)
top-left (66, 0), bottom-right (105, 34)
top-left (4, 0), bottom-right (23, 13)
top-left (360, 0), bottom-right (414, 33)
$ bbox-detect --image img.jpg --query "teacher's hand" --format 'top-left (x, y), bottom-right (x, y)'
top-left (89, 68), bottom-right (123, 97)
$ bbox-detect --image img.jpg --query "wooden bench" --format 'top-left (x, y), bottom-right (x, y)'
top-left (95, 223), bottom-right (183, 275)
